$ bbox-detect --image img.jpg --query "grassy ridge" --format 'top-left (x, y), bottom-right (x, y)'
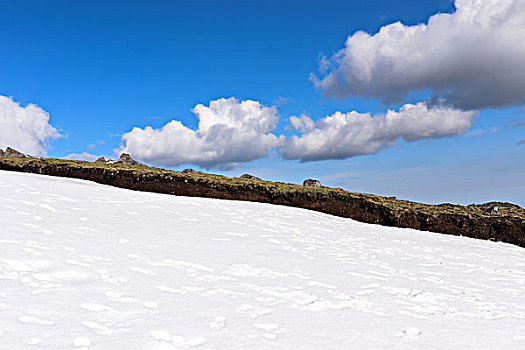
top-left (4, 156), bottom-right (521, 219)
top-left (1, 156), bottom-right (524, 246)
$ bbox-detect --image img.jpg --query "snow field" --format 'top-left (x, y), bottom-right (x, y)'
top-left (0, 170), bottom-right (524, 349)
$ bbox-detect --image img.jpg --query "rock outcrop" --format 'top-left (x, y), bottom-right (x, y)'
top-left (303, 179), bottom-right (321, 187)
top-left (492, 206), bottom-right (501, 215)
top-left (93, 154), bottom-right (142, 166)
top-left (0, 149), bottom-right (4, 157)
top-left (240, 174), bottom-right (261, 180)
top-left (118, 153), bottom-right (139, 165)
top-left (2, 147), bottom-right (26, 158)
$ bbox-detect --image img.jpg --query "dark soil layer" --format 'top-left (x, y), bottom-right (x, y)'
top-left (1, 157), bottom-right (524, 248)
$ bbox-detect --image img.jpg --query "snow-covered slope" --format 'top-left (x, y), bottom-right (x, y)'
top-left (1, 171), bottom-right (524, 350)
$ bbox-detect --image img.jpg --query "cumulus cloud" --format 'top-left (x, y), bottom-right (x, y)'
top-left (313, 0), bottom-right (525, 110)
top-left (289, 114), bottom-right (315, 132)
top-left (280, 103), bottom-right (475, 162)
top-left (0, 95), bottom-right (61, 155)
top-left (65, 152), bottom-right (100, 162)
top-left (120, 97), bottom-right (281, 169)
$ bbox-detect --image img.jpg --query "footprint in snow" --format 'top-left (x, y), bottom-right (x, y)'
top-left (105, 291), bottom-right (139, 303)
top-left (155, 285), bottom-right (185, 294)
top-left (82, 321), bottom-right (114, 336)
top-left (253, 323), bottom-right (280, 340)
top-left (80, 255), bottom-right (111, 262)
top-left (143, 301), bottom-right (158, 310)
top-left (150, 330), bottom-right (206, 347)
top-left (236, 303), bottom-right (272, 319)
top-left (18, 315), bottom-right (55, 326)
top-left (126, 253), bottom-right (150, 262)
top-left (63, 247), bottom-right (76, 255)
top-left (210, 316), bottom-right (227, 331)
top-left (23, 337), bottom-right (41, 345)
top-left (66, 259), bottom-right (90, 267)
top-left (130, 266), bottom-right (157, 276)
top-left (396, 327), bottom-right (422, 339)
top-left (73, 336), bottom-right (92, 347)
top-left (80, 303), bottom-right (111, 312)
top-left (23, 248), bottom-right (42, 256)
top-left (97, 269), bottom-right (127, 283)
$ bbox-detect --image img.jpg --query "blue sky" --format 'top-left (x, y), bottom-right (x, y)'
top-left (0, 0), bottom-right (524, 206)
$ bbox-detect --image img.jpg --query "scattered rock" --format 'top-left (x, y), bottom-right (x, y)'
top-left (240, 174), bottom-right (261, 180)
top-left (490, 206), bottom-right (502, 216)
top-left (478, 202), bottom-right (511, 216)
top-left (3, 147), bottom-right (26, 158)
top-left (181, 168), bottom-right (206, 175)
top-left (93, 154), bottom-right (142, 166)
top-left (118, 153), bottom-right (139, 165)
top-left (303, 179), bottom-right (321, 187)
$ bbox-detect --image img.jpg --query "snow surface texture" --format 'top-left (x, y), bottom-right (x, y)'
top-left (1, 170), bottom-right (524, 349)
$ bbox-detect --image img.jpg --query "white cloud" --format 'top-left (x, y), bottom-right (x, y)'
top-left (289, 114), bottom-right (315, 132)
top-left (0, 95), bottom-right (61, 156)
top-left (273, 96), bottom-right (294, 106)
top-left (120, 97), bottom-right (281, 169)
top-left (65, 152), bottom-right (100, 162)
top-left (280, 103), bottom-right (475, 162)
top-left (313, 0), bottom-right (525, 110)
top-left (463, 127), bottom-right (500, 138)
